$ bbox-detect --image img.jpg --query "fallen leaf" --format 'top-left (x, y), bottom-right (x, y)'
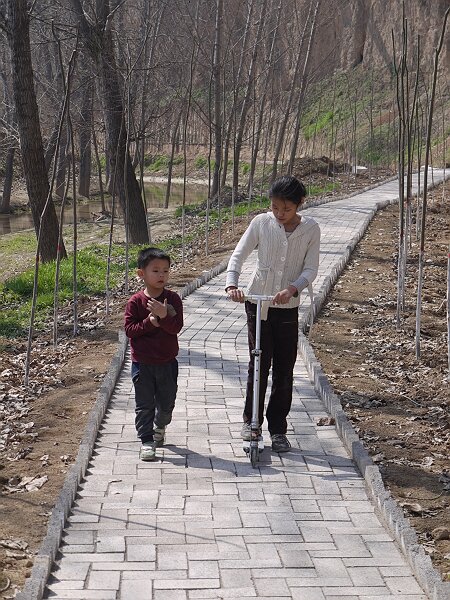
top-left (432, 527), bottom-right (450, 541)
top-left (316, 416), bottom-right (335, 426)
top-left (0, 539), bottom-right (29, 551)
top-left (439, 470), bottom-right (450, 491)
top-left (400, 502), bottom-right (423, 514)
top-left (372, 453), bottom-right (384, 463)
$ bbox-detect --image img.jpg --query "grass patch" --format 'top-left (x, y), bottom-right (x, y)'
top-left (303, 110), bottom-right (334, 140)
top-left (0, 244), bottom-right (145, 338)
top-left (174, 196), bottom-right (270, 221)
top-left (307, 181), bottom-right (341, 195)
top-left (0, 231), bottom-right (37, 255)
top-left (357, 129), bottom-right (397, 166)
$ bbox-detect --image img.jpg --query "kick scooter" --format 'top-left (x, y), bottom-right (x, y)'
top-left (242, 294), bottom-right (274, 468)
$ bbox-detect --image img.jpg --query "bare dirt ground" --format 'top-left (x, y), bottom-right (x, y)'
top-left (1, 169), bottom-right (448, 596)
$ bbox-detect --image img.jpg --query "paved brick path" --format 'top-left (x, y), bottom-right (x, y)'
top-left (44, 172), bottom-right (447, 599)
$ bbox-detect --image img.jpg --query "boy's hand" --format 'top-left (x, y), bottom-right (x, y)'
top-left (227, 287), bottom-right (245, 303)
top-left (273, 285), bottom-right (297, 305)
top-left (147, 298), bottom-right (168, 319)
top-left (149, 315), bottom-right (160, 327)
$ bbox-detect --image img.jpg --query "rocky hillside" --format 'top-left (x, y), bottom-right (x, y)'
top-left (315, 0), bottom-right (449, 73)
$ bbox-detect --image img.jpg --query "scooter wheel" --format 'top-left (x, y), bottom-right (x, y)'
top-left (250, 446), bottom-right (259, 468)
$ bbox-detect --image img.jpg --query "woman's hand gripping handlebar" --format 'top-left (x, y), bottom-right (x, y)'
top-left (226, 286), bottom-right (293, 305)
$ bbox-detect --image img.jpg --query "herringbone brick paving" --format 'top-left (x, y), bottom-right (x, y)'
top-left (43, 172), bottom-right (447, 599)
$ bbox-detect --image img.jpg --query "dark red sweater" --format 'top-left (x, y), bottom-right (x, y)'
top-left (124, 289), bottom-right (183, 365)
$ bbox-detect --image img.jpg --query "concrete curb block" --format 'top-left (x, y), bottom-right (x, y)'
top-left (16, 259), bottom-right (231, 600)
top-left (177, 258), bottom-right (230, 300)
top-left (297, 177), bottom-right (450, 600)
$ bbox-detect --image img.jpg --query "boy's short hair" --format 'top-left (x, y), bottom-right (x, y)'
top-left (269, 175), bottom-right (307, 206)
top-left (137, 247), bottom-right (171, 269)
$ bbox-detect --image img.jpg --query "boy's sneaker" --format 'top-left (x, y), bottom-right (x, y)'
top-left (241, 422), bottom-right (262, 441)
top-left (153, 426), bottom-right (166, 448)
top-left (139, 443), bottom-right (156, 461)
top-left (271, 434), bottom-right (291, 453)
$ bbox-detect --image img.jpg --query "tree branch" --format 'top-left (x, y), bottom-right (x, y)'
top-left (67, 0), bottom-right (92, 37)
top-left (105, 0), bottom-right (127, 32)
top-left (28, 0), bottom-right (38, 17)
top-left (0, 2), bottom-right (8, 34)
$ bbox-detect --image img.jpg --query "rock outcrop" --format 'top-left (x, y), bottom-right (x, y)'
top-left (314, 0), bottom-right (449, 74)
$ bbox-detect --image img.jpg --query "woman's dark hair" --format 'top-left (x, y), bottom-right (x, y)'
top-left (137, 247), bottom-right (171, 269)
top-left (269, 175), bottom-right (307, 206)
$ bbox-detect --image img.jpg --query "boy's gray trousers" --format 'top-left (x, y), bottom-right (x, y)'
top-left (132, 360), bottom-right (178, 444)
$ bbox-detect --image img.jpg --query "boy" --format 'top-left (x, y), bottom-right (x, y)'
top-left (124, 247), bottom-right (183, 461)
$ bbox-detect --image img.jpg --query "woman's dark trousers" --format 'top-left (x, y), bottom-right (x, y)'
top-left (244, 302), bottom-right (298, 435)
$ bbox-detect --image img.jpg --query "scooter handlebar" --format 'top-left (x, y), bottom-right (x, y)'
top-left (244, 294), bottom-right (275, 302)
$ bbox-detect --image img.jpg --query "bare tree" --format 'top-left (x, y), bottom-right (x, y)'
top-left (69, 0), bottom-right (149, 244)
top-left (232, 0), bottom-right (268, 228)
top-left (287, 0), bottom-right (321, 174)
top-left (0, 0), bottom-right (66, 262)
top-left (211, 0), bottom-right (223, 199)
top-left (78, 76), bottom-right (93, 198)
top-left (0, 63), bottom-right (16, 214)
top-left (271, 0), bottom-right (315, 181)
top-left (415, 6), bottom-right (450, 359)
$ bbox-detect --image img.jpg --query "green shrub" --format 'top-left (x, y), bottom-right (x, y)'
top-left (194, 156), bottom-right (208, 169)
top-left (148, 155), bottom-right (170, 171)
top-left (241, 162), bottom-right (250, 175)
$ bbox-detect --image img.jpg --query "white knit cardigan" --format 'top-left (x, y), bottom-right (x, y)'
top-left (226, 212), bottom-right (320, 318)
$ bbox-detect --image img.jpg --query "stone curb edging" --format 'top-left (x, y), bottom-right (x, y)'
top-left (300, 172), bottom-right (399, 212)
top-left (16, 259), bottom-right (230, 600)
top-left (177, 258), bottom-right (229, 300)
top-left (297, 193), bottom-right (450, 600)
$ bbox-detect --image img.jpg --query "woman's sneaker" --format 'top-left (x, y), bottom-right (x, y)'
top-left (139, 443), bottom-right (156, 461)
top-left (153, 426), bottom-right (166, 448)
top-left (271, 434), bottom-right (291, 452)
top-left (241, 422), bottom-right (262, 441)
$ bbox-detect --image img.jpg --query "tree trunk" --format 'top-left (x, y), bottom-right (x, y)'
top-left (44, 124), bottom-right (60, 173)
top-left (78, 80), bottom-right (93, 198)
top-left (287, 0), bottom-right (321, 173)
top-left (211, 0), bottom-right (223, 199)
top-left (220, 1), bottom-right (254, 192)
top-left (6, 0), bottom-right (65, 262)
top-left (99, 45), bottom-right (148, 243)
top-left (0, 147), bottom-right (15, 213)
top-left (70, 0), bottom-right (149, 244)
top-left (248, 0), bottom-right (282, 196)
top-left (271, 0), bottom-right (314, 181)
top-left (233, 0), bottom-right (267, 203)
top-left (165, 113), bottom-right (182, 208)
top-left (55, 127), bottom-right (68, 198)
